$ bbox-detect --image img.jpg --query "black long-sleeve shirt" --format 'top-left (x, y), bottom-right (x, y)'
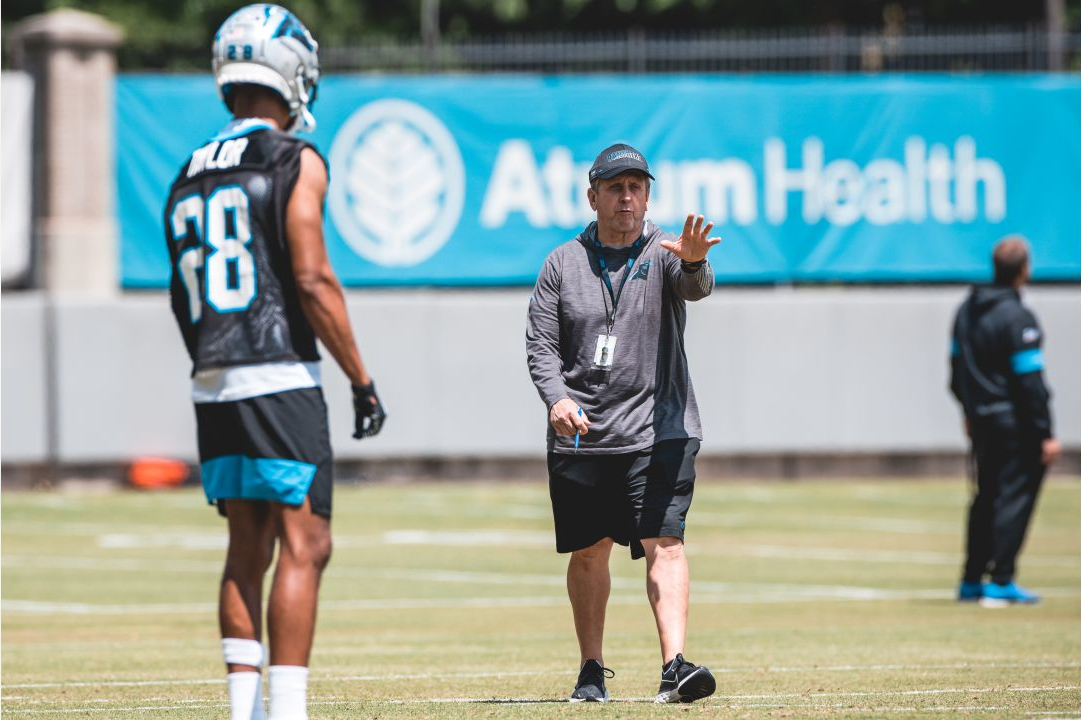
top-left (949, 285), bottom-right (1053, 441)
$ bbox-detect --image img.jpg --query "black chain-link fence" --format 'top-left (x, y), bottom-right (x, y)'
top-left (324, 25), bottom-right (1081, 74)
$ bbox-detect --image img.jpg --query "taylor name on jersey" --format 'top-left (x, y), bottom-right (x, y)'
top-left (187, 138), bottom-right (250, 178)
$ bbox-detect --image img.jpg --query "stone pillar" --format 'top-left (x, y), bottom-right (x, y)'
top-left (11, 10), bottom-right (124, 297)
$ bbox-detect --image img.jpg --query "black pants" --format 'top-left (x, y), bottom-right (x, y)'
top-left (963, 432), bottom-right (1046, 585)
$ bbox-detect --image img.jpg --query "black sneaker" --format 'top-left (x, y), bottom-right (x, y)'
top-left (654, 654), bottom-right (716, 704)
top-left (570, 659), bottom-right (614, 702)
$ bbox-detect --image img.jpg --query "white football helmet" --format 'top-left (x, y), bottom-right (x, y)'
top-left (212, 4), bottom-right (320, 133)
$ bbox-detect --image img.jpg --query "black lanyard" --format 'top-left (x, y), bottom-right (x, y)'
top-left (593, 235), bottom-right (644, 335)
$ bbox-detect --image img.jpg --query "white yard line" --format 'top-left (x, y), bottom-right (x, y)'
top-left (5, 580), bottom-right (1077, 615)
top-left (5, 543), bottom-right (1077, 578)
top-left (5, 519), bottom-right (1077, 568)
top-left (730, 661), bottom-right (1079, 674)
top-left (380, 529), bottom-right (553, 546)
top-left (0, 556), bottom-right (223, 573)
top-left (10, 538), bottom-right (1081, 579)
top-left (691, 511), bottom-right (962, 535)
top-left (3, 686), bottom-right (1076, 715)
top-left (2, 679), bottom-right (225, 690)
top-left (726, 544), bottom-right (1078, 568)
top-left (4, 663), bottom-right (1075, 690)
top-left (718, 704), bottom-right (1019, 713)
top-left (3, 703), bottom-right (229, 715)
top-left (3, 669), bottom-right (554, 690)
top-left (723, 685), bottom-right (1078, 700)
top-left (0, 699), bottom-right (1067, 716)
top-left (2, 521), bottom-right (221, 536)
top-left (2, 599), bottom-right (218, 615)
top-left (1, 522), bottom-right (382, 549)
top-left (1, 557), bottom-right (579, 588)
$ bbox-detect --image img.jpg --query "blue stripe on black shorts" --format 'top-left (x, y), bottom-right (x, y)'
top-left (195, 387), bottom-right (333, 519)
top-left (547, 438), bottom-right (699, 560)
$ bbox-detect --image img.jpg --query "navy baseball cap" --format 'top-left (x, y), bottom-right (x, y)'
top-left (588, 143), bottom-right (655, 183)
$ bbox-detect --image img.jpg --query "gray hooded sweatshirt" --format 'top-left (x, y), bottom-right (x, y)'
top-left (526, 219), bottom-right (713, 454)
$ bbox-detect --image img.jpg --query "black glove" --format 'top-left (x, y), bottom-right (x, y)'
top-left (352, 382), bottom-right (386, 439)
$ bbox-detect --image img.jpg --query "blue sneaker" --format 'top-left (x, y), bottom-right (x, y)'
top-left (980, 581), bottom-right (1040, 607)
top-left (957, 581), bottom-right (984, 602)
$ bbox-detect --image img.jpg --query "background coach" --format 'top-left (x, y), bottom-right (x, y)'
top-left (950, 236), bottom-right (1061, 606)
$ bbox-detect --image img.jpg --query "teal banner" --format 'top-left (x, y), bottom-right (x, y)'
top-left (119, 74), bottom-right (1081, 286)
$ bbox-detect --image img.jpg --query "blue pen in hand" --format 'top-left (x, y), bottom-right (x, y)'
top-left (574, 406), bottom-right (582, 452)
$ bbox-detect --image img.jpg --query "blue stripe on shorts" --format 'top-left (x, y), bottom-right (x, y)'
top-left (201, 455), bottom-right (317, 507)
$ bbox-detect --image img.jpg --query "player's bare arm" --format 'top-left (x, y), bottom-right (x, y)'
top-left (286, 147), bottom-right (371, 387)
top-left (287, 147), bottom-right (386, 438)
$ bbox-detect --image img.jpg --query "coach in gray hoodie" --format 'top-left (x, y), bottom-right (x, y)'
top-left (526, 143), bottom-right (721, 705)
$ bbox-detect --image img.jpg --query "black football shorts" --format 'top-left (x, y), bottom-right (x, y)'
top-left (547, 438), bottom-right (699, 560)
top-left (195, 387), bottom-right (333, 519)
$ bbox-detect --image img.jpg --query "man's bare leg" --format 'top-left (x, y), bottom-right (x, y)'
top-left (221, 500), bottom-right (276, 659)
top-left (265, 497), bottom-right (332, 720)
top-left (567, 538), bottom-right (613, 666)
top-left (220, 500), bottom-right (276, 720)
top-left (640, 536), bottom-right (688, 664)
top-left (266, 497), bottom-right (332, 664)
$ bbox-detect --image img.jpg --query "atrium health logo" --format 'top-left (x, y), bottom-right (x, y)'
top-left (328, 99), bottom-right (465, 267)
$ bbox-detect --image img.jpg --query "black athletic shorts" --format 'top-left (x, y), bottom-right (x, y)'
top-left (195, 387), bottom-right (333, 519)
top-left (547, 438), bottom-right (699, 560)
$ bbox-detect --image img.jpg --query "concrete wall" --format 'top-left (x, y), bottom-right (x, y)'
top-left (2, 286), bottom-right (1079, 465)
top-left (0, 294), bottom-right (49, 461)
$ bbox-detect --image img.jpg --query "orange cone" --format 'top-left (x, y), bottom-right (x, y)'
top-left (128, 457), bottom-right (190, 489)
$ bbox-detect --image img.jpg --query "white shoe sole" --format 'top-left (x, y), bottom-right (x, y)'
top-left (654, 689), bottom-right (681, 704)
top-left (654, 667), bottom-right (717, 704)
top-left (979, 597), bottom-right (1009, 608)
top-left (979, 597), bottom-right (1038, 608)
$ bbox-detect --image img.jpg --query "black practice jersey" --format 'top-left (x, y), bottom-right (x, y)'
top-left (949, 285), bottom-right (1053, 440)
top-left (164, 120), bottom-right (322, 373)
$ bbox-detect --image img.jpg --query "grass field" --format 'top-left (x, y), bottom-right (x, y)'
top-left (2, 477), bottom-right (1078, 719)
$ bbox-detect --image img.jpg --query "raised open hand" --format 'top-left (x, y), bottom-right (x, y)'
top-left (659, 214), bottom-right (722, 263)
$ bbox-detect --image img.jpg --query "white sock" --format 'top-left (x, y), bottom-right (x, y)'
top-left (268, 665), bottom-right (309, 720)
top-left (222, 638), bottom-right (265, 669)
top-left (222, 638), bottom-right (266, 720)
top-left (227, 672), bottom-right (266, 720)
